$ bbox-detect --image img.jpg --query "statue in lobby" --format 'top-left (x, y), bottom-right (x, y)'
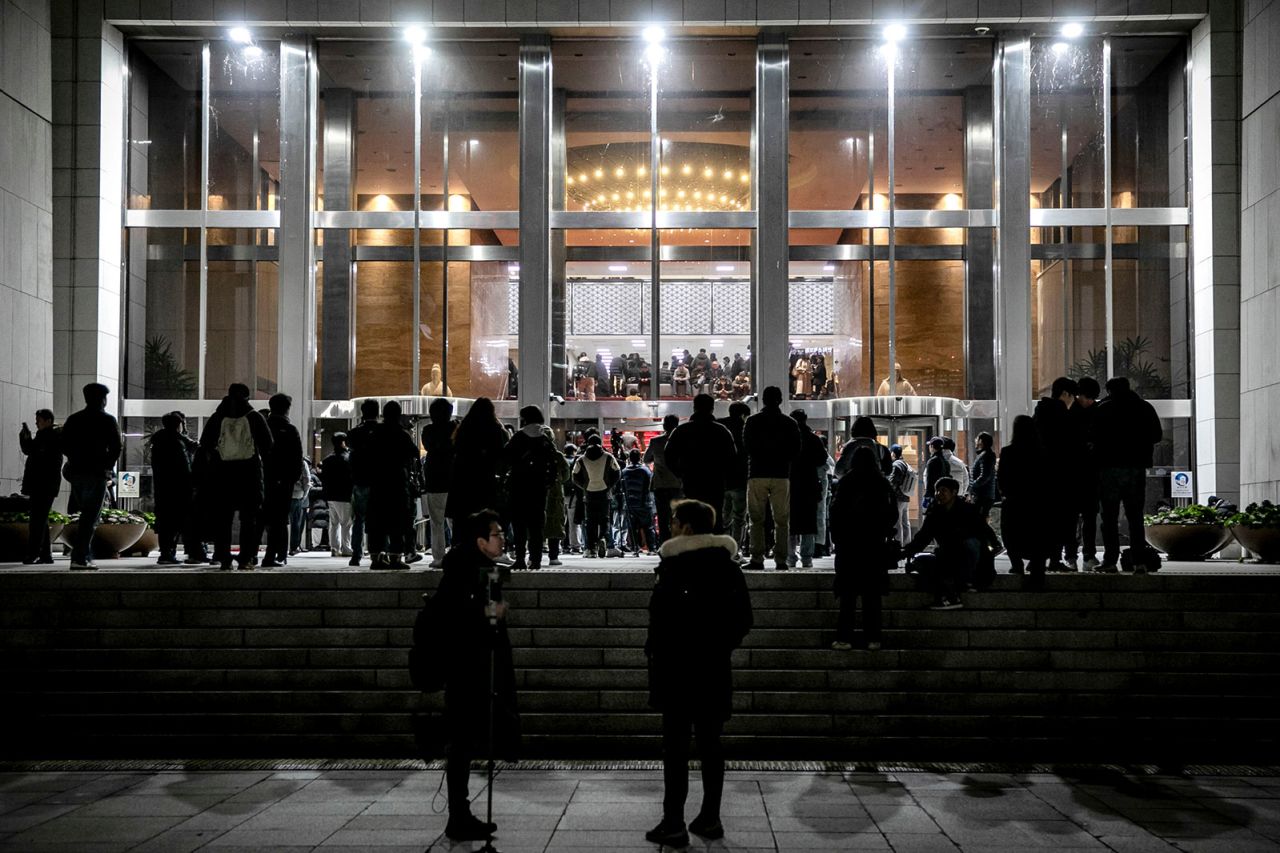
top-left (420, 363), bottom-right (453, 397)
top-left (876, 362), bottom-right (918, 397)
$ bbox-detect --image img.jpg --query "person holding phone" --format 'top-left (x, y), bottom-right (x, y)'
top-left (19, 410), bottom-right (63, 564)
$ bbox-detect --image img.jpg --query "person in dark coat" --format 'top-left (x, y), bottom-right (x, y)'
top-left (419, 398), bottom-right (456, 568)
top-left (743, 386), bottom-right (801, 569)
top-left (503, 405), bottom-right (561, 570)
top-left (830, 446), bottom-right (899, 649)
top-left (644, 414), bottom-right (683, 545)
top-left (997, 414), bottom-right (1048, 587)
top-left (835, 416), bottom-right (892, 480)
top-left (344, 399), bottom-right (380, 567)
top-left (664, 394), bottom-right (736, 531)
top-left (200, 383), bottom-right (272, 570)
top-left (147, 411), bottom-right (202, 565)
top-left (902, 476), bottom-right (987, 608)
top-left (969, 431), bottom-right (998, 518)
top-left (258, 394), bottom-right (304, 568)
top-left (319, 432), bottom-right (354, 558)
top-left (1033, 376), bottom-right (1078, 570)
top-left (716, 402), bottom-right (750, 552)
top-left (645, 499), bottom-right (752, 849)
top-left (436, 509), bottom-right (520, 842)
top-left (60, 383), bottom-right (123, 570)
top-left (619, 448), bottom-right (656, 554)
top-left (786, 410), bottom-right (829, 568)
top-left (367, 400), bottom-right (419, 569)
top-left (1067, 376), bottom-right (1101, 570)
top-left (923, 437), bottom-right (951, 509)
top-left (1090, 376), bottom-right (1163, 572)
top-left (542, 428), bottom-right (571, 566)
top-left (18, 409), bottom-right (62, 565)
top-left (446, 397), bottom-right (508, 524)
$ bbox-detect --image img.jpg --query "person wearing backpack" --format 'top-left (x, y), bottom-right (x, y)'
top-left (502, 405), bottom-right (560, 571)
top-left (259, 393), bottom-right (304, 568)
top-left (199, 383), bottom-right (272, 570)
top-left (888, 444), bottom-right (915, 544)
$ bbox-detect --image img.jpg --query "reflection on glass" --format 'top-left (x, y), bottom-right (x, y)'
top-left (1111, 225), bottom-right (1187, 399)
top-left (789, 40), bottom-right (886, 211)
top-left (206, 232), bottom-right (279, 399)
top-left (125, 228), bottom-right (201, 399)
top-left (1112, 37), bottom-right (1187, 208)
top-left (128, 42), bottom-right (202, 210)
top-left (1031, 38), bottom-right (1105, 209)
top-left (209, 41), bottom-right (280, 210)
top-left (788, 263), bottom-right (840, 400)
top-left (1031, 227), bottom-right (1107, 396)
top-left (880, 260), bottom-right (965, 398)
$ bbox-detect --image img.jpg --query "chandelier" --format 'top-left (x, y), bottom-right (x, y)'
top-left (566, 141), bottom-right (751, 213)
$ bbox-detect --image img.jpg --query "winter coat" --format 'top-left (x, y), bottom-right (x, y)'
top-left (619, 462), bottom-right (653, 514)
top-left (319, 449), bottom-right (354, 503)
top-left (543, 448), bottom-right (571, 540)
top-left (924, 451), bottom-right (951, 498)
top-left (436, 544), bottom-right (520, 755)
top-left (646, 534), bottom-right (752, 722)
top-left (421, 420), bottom-right (457, 493)
top-left (1090, 389), bottom-right (1162, 470)
top-left (969, 448), bottom-right (998, 503)
top-left (447, 422), bottom-right (508, 521)
top-left (835, 437), bottom-right (892, 480)
top-left (264, 414), bottom-right (304, 498)
top-left (199, 396), bottom-right (272, 505)
top-left (743, 406), bottom-right (801, 480)
top-left (995, 442), bottom-right (1044, 558)
top-left (504, 425), bottom-right (561, 500)
top-left (664, 411), bottom-right (737, 500)
top-left (903, 497), bottom-right (987, 559)
top-left (20, 426), bottom-right (63, 498)
top-left (61, 406), bottom-right (122, 481)
top-left (345, 418), bottom-right (379, 488)
top-left (788, 426), bottom-right (829, 536)
top-left (571, 444), bottom-right (621, 493)
top-left (148, 428), bottom-right (198, 502)
top-left (370, 421), bottom-right (419, 495)
top-left (1033, 396), bottom-right (1073, 457)
top-left (643, 432), bottom-right (682, 491)
top-left (716, 415), bottom-right (749, 489)
top-left (830, 472), bottom-right (899, 597)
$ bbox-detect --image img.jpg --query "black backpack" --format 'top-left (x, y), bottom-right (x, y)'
top-left (408, 592), bottom-right (446, 692)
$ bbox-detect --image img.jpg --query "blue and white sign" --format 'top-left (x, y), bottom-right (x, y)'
top-left (1171, 470), bottom-right (1193, 499)
top-left (118, 471), bottom-right (140, 499)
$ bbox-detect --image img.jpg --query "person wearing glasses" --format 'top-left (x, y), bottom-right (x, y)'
top-left (434, 509), bottom-right (520, 842)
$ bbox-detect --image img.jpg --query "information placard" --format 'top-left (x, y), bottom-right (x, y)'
top-left (1170, 470), bottom-right (1193, 499)
top-left (117, 471), bottom-right (140, 499)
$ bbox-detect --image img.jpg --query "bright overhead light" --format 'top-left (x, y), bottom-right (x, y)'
top-left (1061, 21), bottom-right (1084, 38)
top-left (404, 25), bottom-right (428, 44)
top-left (608, 264), bottom-right (628, 272)
top-left (883, 23), bottom-right (907, 42)
top-left (243, 44), bottom-right (264, 59)
top-left (642, 25), bottom-right (665, 43)
top-left (823, 264), bottom-right (836, 272)
top-left (716, 265), bottom-right (735, 272)
top-left (228, 26), bottom-right (252, 43)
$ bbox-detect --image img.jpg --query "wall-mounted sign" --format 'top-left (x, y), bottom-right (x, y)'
top-left (118, 471), bottom-right (140, 499)
top-left (1171, 470), bottom-right (1193, 499)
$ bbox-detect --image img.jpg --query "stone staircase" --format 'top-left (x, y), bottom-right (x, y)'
top-left (1, 569), bottom-right (1277, 762)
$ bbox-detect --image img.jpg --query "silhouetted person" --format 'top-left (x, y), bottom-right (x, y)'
top-left (665, 394), bottom-right (736, 531)
top-left (923, 437), bottom-right (950, 509)
top-left (744, 386), bottom-right (801, 570)
top-left (420, 398), bottom-right (456, 568)
top-left (368, 400), bottom-right (419, 568)
top-left (200, 382), bottom-right (271, 571)
top-left (542, 428), bottom-right (571, 566)
top-left (148, 411), bottom-right (201, 565)
top-left (902, 477), bottom-right (985, 609)
top-left (18, 409), bottom-right (62, 565)
top-left (836, 416), bottom-right (892, 479)
top-left (787, 410), bottom-right (828, 568)
top-left (447, 398), bottom-right (508, 524)
top-left (320, 432), bottom-right (353, 558)
top-left (504, 405), bottom-right (560, 570)
top-left (61, 383), bottom-right (123, 570)
top-left (1034, 376), bottom-right (1078, 570)
top-left (644, 414), bottom-right (683, 544)
top-left (1068, 376), bottom-right (1102, 570)
top-left (997, 414), bottom-right (1048, 588)
top-left (260, 393), bottom-right (303, 568)
top-left (717, 401), bottom-right (751, 553)
top-left (969, 431), bottom-right (998, 518)
top-left (830, 446), bottom-right (899, 650)
top-left (1091, 376), bottom-right (1163, 572)
top-left (437, 509), bottom-right (519, 842)
top-left (345, 399), bottom-right (380, 567)
top-left (620, 448), bottom-right (656, 554)
top-left (645, 499), bottom-right (752, 849)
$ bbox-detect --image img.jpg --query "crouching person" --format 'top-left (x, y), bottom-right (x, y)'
top-left (645, 499), bottom-right (753, 848)
top-left (436, 509), bottom-right (520, 841)
top-left (901, 477), bottom-right (985, 610)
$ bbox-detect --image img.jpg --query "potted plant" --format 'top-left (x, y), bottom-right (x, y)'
top-left (1227, 501), bottom-right (1280, 563)
top-left (0, 510), bottom-right (71, 561)
top-left (121, 511), bottom-right (158, 558)
top-left (57, 508), bottom-right (148, 559)
top-left (1143, 504), bottom-right (1233, 561)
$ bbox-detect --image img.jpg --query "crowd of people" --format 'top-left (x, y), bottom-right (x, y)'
top-left (572, 347), bottom-right (756, 400)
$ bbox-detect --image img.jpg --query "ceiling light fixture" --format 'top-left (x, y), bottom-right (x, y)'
top-left (228, 26), bottom-right (252, 43)
top-left (883, 23), bottom-right (907, 42)
top-left (608, 264), bottom-right (628, 272)
top-left (642, 25), bottom-right (666, 65)
top-left (1061, 21), bottom-right (1084, 38)
top-left (404, 25), bottom-right (428, 44)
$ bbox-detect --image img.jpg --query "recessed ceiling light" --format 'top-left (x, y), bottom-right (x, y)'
top-left (228, 26), bottom-right (252, 43)
top-left (608, 264), bottom-right (628, 272)
top-left (1061, 22), bottom-right (1084, 38)
top-left (404, 25), bottom-right (428, 44)
top-left (883, 23), bottom-right (907, 42)
top-left (716, 265), bottom-right (735, 272)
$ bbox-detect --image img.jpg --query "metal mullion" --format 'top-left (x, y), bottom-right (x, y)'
top-left (199, 41), bottom-right (210, 401)
top-left (649, 52), bottom-right (660, 401)
top-left (442, 98), bottom-right (450, 398)
top-left (868, 127), bottom-right (875, 395)
top-left (887, 49), bottom-right (897, 398)
top-left (413, 48), bottom-right (423, 395)
top-left (1103, 38), bottom-right (1114, 382)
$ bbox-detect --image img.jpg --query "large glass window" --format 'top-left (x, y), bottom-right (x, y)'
top-left (127, 41), bottom-right (201, 210)
top-left (208, 41), bottom-right (280, 210)
top-left (124, 228), bottom-right (201, 400)
top-left (1111, 37), bottom-right (1187, 208)
top-left (1031, 38), bottom-right (1106, 209)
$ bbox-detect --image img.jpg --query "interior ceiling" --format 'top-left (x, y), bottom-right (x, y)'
top-left (133, 33), bottom-right (1184, 226)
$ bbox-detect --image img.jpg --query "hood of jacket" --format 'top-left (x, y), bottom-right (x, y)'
top-left (216, 395), bottom-right (254, 418)
top-left (520, 424), bottom-right (544, 438)
top-left (584, 444), bottom-right (605, 461)
top-left (659, 533), bottom-right (738, 559)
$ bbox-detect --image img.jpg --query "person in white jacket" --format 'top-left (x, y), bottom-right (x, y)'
top-left (942, 437), bottom-right (970, 496)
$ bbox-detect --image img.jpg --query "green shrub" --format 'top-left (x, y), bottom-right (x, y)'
top-left (1144, 504), bottom-right (1229, 527)
top-left (1226, 501), bottom-right (1280, 529)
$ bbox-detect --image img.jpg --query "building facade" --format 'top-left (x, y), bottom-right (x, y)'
top-left (0, 0), bottom-right (1274, 510)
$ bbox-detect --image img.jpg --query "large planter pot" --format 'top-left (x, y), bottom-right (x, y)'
top-left (58, 522), bottom-right (146, 559)
top-left (121, 528), bottom-right (158, 558)
top-left (0, 521), bottom-right (65, 562)
top-left (1231, 526), bottom-right (1280, 563)
top-left (1144, 523), bottom-right (1232, 561)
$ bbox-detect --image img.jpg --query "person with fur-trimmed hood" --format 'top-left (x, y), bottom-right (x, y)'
top-left (644, 499), bottom-right (753, 849)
